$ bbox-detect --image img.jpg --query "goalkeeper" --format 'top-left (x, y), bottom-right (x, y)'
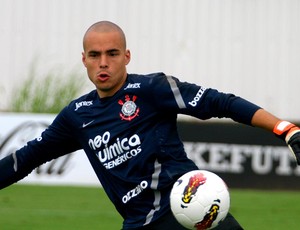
top-left (1, 21), bottom-right (300, 230)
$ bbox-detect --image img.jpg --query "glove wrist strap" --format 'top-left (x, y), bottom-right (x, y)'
top-left (273, 121), bottom-right (294, 135)
top-left (273, 120), bottom-right (300, 141)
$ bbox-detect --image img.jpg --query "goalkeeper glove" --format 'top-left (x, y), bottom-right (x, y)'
top-left (273, 121), bottom-right (300, 165)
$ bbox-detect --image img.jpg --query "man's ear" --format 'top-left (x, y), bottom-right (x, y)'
top-left (82, 52), bottom-right (87, 67)
top-left (125, 49), bottom-right (131, 65)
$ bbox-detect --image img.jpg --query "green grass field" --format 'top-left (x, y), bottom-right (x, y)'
top-left (1, 184), bottom-right (300, 229)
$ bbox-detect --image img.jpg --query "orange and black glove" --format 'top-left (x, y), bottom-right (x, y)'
top-left (273, 121), bottom-right (300, 165)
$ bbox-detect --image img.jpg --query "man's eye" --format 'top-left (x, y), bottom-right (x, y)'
top-left (88, 52), bottom-right (99, 58)
top-left (109, 51), bottom-right (119, 56)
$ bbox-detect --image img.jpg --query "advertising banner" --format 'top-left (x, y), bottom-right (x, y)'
top-left (178, 121), bottom-right (299, 190)
top-left (0, 113), bottom-right (299, 189)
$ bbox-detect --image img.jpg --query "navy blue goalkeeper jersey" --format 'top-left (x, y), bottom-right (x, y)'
top-left (5, 72), bottom-right (260, 229)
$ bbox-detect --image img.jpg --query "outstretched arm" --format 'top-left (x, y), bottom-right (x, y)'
top-left (0, 108), bottom-right (81, 189)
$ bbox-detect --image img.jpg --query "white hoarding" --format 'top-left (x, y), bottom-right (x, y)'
top-left (0, 113), bottom-right (99, 186)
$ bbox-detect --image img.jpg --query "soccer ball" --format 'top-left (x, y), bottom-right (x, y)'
top-left (170, 170), bottom-right (230, 229)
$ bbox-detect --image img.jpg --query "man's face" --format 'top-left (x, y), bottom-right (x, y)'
top-left (82, 30), bottom-right (130, 98)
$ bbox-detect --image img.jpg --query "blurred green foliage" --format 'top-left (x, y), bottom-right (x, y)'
top-left (10, 65), bottom-right (85, 113)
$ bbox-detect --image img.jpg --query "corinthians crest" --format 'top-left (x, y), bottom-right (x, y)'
top-left (118, 95), bottom-right (140, 121)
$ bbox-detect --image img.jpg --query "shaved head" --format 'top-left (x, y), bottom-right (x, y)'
top-left (81, 21), bottom-right (131, 98)
top-left (83, 21), bottom-right (127, 51)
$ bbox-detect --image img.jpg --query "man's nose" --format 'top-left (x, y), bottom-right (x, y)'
top-left (99, 56), bottom-right (108, 68)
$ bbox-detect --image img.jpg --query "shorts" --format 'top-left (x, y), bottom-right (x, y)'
top-left (122, 211), bottom-right (243, 230)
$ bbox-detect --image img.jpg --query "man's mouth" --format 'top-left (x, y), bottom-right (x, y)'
top-left (97, 73), bottom-right (110, 82)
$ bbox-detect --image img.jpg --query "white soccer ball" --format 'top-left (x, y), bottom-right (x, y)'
top-left (170, 170), bottom-right (230, 229)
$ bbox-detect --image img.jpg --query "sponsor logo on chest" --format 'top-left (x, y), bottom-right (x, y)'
top-left (88, 131), bottom-right (142, 169)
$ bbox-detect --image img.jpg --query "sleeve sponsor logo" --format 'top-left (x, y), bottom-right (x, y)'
top-left (74, 100), bottom-right (93, 111)
top-left (188, 87), bottom-right (206, 107)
